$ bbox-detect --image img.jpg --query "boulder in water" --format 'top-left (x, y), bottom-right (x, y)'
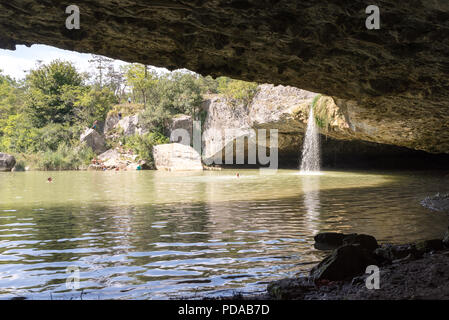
top-left (314, 232), bottom-right (378, 252)
top-left (342, 234), bottom-right (379, 252)
top-left (314, 232), bottom-right (349, 249)
top-left (153, 143), bottom-right (203, 171)
top-left (0, 153), bottom-right (16, 172)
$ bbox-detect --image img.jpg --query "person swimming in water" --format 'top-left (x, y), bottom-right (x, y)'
top-left (47, 177), bottom-right (53, 183)
top-left (236, 173), bottom-right (240, 178)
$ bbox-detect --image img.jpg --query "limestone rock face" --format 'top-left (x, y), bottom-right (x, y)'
top-left (104, 114), bottom-right (120, 133)
top-left (104, 114), bottom-right (148, 136)
top-left (153, 143), bottom-right (203, 171)
top-left (93, 148), bottom-right (142, 170)
top-left (2, 1), bottom-right (449, 153)
top-left (201, 84), bottom-right (350, 164)
top-left (80, 128), bottom-right (107, 155)
top-left (0, 153), bottom-right (16, 172)
top-left (167, 115), bottom-right (193, 143)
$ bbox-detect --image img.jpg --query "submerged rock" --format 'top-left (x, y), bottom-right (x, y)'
top-left (310, 245), bottom-right (377, 281)
top-left (153, 143), bottom-right (203, 171)
top-left (0, 153), bottom-right (16, 172)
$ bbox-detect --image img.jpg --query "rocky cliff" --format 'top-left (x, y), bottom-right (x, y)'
top-left (202, 84), bottom-right (449, 167)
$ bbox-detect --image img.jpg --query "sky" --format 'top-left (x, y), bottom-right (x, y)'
top-left (0, 44), bottom-right (168, 80)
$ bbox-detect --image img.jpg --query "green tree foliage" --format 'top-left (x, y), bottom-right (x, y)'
top-left (217, 77), bottom-right (259, 105)
top-left (122, 64), bottom-right (157, 106)
top-left (0, 58), bottom-right (260, 171)
top-left (25, 60), bottom-right (83, 127)
top-left (71, 87), bottom-right (117, 127)
top-left (0, 72), bottom-right (23, 118)
top-left (122, 132), bottom-right (169, 168)
top-left (0, 114), bottom-right (39, 153)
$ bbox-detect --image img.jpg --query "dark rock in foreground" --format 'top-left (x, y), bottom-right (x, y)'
top-left (265, 231), bottom-right (449, 300)
top-left (314, 232), bottom-right (378, 252)
top-left (310, 245), bottom-right (378, 281)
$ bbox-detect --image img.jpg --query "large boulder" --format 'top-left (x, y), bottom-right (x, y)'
top-left (80, 128), bottom-right (107, 155)
top-left (0, 153), bottom-right (16, 172)
top-left (314, 232), bottom-right (378, 252)
top-left (310, 245), bottom-right (378, 281)
top-left (153, 143), bottom-right (203, 171)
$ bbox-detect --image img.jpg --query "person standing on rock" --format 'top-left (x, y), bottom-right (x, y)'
top-left (92, 120), bottom-right (98, 130)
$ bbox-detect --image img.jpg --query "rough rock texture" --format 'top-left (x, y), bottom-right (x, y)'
top-left (0, 153), bottom-right (16, 172)
top-left (153, 143), bottom-right (203, 171)
top-left (421, 193), bottom-right (449, 212)
top-left (202, 84), bottom-right (449, 166)
top-left (104, 113), bottom-right (120, 133)
top-left (104, 113), bottom-right (147, 136)
top-left (1, 1), bottom-right (449, 153)
top-left (91, 147), bottom-right (143, 170)
top-left (310, 245), bottom-right (378, 281)
top-left (80, 128), bottom-right (107, 154)
top-left (167, 114), bottom-right (193, 143)
top-left (267, 250), bottom-right (449, 300)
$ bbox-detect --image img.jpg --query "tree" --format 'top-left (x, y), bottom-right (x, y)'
top-left (72, 86), bottom-right (117, 126)
top-left (88, 55), bottom-right (113, 88)
top-left (24, 60), bottom-right (84, 127)
top-left (0, 72), bottom-right (23, 119)
top-left (123, 64), bottom-right (156, 106)
top-left (217, 77), bottom-right (258, 105)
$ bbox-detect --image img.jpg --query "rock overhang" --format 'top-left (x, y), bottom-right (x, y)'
top-left (1, 0), bottom-right (449, 153)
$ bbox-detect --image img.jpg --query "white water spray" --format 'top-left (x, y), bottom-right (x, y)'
top-left (299, 105), bottom-right (320, 173)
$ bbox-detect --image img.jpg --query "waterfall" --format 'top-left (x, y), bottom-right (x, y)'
top-left (299, 105), bottom-right (320, 173)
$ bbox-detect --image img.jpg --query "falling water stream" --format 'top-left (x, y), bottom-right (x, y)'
top-left (300, 105), bottom-right (320, 173)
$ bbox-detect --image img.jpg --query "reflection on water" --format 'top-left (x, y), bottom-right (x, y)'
top-left (0, 170), bottom-right (448, 299)
top-left (302, 176), bottom-right (321, 235)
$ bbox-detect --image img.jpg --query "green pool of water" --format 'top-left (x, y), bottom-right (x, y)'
top-left (0, 169), bottom-right (447, 299)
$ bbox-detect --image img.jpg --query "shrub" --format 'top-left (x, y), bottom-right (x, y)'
top-left (123, 132), bottom-right (169, 168)
top-left (37, 143), bottom-right (94, 170)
